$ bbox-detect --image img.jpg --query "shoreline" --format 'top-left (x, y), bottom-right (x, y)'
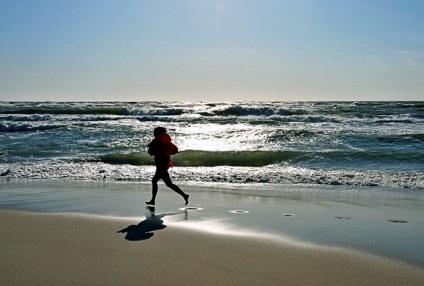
top-left (2, 208), bottom-right (424, 286)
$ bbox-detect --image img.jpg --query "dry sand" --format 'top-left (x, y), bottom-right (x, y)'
top-left (1, 209), bottom-right (424, 286)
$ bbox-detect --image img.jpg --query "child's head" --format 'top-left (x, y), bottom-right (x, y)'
top-left (154, 127), bottom-right (167, 137)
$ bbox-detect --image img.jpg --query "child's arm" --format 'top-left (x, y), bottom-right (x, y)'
top-left (147, 139), bottom-right (157, 156)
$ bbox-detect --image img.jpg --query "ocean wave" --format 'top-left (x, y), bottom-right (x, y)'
top-left (99, 150), bottom-right (304, 167)
top-left (125, 108), bottom-right (184, 116)
top-left (99, 152), bottom-right (153, 165)
top-left (98, 150), bottom-right (424, 169)
top-left (1, 162), bottom-right (423, 189)
top-left (268, 129), bottom-right (322, 140)
top-left (267, 115), bottom-right (342, 123)
top-left (173, 150), bottom-right (303, 167)
top-left (171, 167), bottom-right (424, 189)
top-left (0, 114), bottom-right (128, 123)
top-left (1, 115), bottom-right (52, 121)
top-left (373, 118), bottom-right (417, 124)
top-left (136, 115), bottom-right (203, 123)
top-left (376, 133), bottom-right (424, 143)
top-left (326, 150), bottom-right (424, 163)
top-left (411, 133), bottom-right (424, 141)
top-left (0, 123), bottom-right (63, 132)
top-left (1, 107), bottom-right (127, 115)
top-left (212, 105), bottom-right (307, 117)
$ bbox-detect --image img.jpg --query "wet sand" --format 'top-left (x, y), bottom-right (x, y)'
top-left (1, 209), bottom-right (424, 285)
top-left (1, 180), bottom-right (424, 285)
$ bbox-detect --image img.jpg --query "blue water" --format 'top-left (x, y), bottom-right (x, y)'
top-left (1, 101), bottom-right (423, 188)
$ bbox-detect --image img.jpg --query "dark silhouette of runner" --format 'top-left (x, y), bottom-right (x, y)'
top-left (145, 127), bottom-right (189, 206)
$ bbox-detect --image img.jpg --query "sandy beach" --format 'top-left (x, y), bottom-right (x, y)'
top-left (1, 209), bottom-right (424, 286)
top-left (1, 180), bottom-right (424, 285)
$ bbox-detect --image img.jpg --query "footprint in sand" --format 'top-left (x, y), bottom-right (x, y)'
top-left (179, 207), bottom-right (203, 211)
top-left (335, 216), bottom-right (352, 220)
top-left (388, 219), bottom-right (408, 223)
top-left (282, 214), bottom-right (297, 217)
top-left (230, 210), bottom-right (249, 214)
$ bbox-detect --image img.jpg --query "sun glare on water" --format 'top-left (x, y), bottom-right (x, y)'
top-left (177, 123), bottom-right (263, 151)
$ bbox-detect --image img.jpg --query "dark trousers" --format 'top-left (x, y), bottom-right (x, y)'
top-left (151, 168), bottom-right (186, 200)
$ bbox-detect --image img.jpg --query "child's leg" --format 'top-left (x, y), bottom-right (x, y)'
top-left (162, 170), bottom-right (189, 205)
top-left (146, 171), bottom-right (160, 205)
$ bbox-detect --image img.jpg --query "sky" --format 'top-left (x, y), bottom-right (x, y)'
top-left (1, 0), bottom-right (424, 102)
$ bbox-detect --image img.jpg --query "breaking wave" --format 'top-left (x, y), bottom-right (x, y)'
top-left (98, 150), bottom-right (424, 168)
top-left (1, 107), bottom-right (127, 115)
top-left (0, 123), bottom-right (63, 132)
top-left (99, 150), bottom-right (303, 167)
top-left (1, 162), bottom-right (423, 189)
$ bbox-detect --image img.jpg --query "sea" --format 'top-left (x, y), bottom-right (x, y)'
top-left (2, 100), bottom-right (424, 267)
top-left (0, 101), bottom-right (423, 189)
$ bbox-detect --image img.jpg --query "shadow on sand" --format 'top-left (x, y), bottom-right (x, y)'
top-left (117, 206), bottom-right (185, 241)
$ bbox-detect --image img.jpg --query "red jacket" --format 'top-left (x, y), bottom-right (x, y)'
top-left (148, 133), bottom-right (178, 169)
